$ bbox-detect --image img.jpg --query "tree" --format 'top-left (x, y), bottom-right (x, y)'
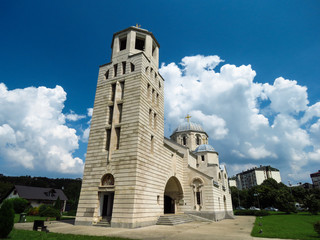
top-left (54, 196), bottom-right (62, 212)
top-left (304, 194), bottom-right (320, 215)
top-left (0, 200), bottom-right (14, 238)
top-left (314, 221), bottom-right (320, 236)
top-left (9, 198), bottom-right (29, 213)
top-left (291, 186), bottom-right (307, 203)
top-left (274, 189), bottom-right (295, 213)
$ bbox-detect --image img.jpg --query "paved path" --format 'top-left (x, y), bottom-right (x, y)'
top-left (14, 216), bottom-right (289, 240)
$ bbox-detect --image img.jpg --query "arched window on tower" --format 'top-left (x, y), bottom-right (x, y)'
top-left (182, 136), bottom-right (187, 146)
top-left (196, 135), bottom-right (201, 145)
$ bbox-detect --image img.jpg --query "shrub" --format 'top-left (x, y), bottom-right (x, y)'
top-left (305, 195), bottom-right (320, 215)
top-left (0, 200), bottom-right (15, 238)
top-left (314, 221), bottom-right (320, 235)
top-left (235, 210), bottom-right (255, 215)
top-left (254, 210), bottom-right (269, 216)
top-left (65, 209), bottom-right (76, 216)
top-left (39, 204), bottom-right (51, 216)
top-left (41, 206), bottom-right (61, 219)
top-left (234, 209), bottom-right (269, 216)
top-left (8, 198), bottom-right (29, 213)
top-left (27, 206), bottom-right (39, 216)
top-left (54, 196), bottom-right (62, 211)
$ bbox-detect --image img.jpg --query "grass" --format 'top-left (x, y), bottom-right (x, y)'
top-left (251, 212), bottom-right (320, 240)
top-left (14, 214), bottom-right (75, 223)
top-left (5, 229), bottom-right (135, 240)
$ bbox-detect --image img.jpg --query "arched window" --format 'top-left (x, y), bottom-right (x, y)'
top-left (182, 136), bottom-right (187, 146)
top-left (101, 174), bottom-right (114, 186)
top-left (196, 135), bottom-right (201, 145)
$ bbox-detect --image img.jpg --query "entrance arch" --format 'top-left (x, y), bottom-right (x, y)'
top-left (99, 174), bottom-right (115, 222)
top-left (163, 176), bottom-right (183, 214)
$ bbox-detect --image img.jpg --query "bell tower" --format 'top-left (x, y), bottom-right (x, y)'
top-left (76, 26), bottom-right (165, 228)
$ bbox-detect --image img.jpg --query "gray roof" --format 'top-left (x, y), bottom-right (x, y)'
top-left (14, 185), bottom-right (68, 201)
top-left (172, 121), bottom-right (205, 134)
top-left (194, 144), bottom-right (216, 153)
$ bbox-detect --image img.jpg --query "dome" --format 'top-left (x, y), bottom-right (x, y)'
top-left (173, 121), bottom-right (205, 134)
top-left (194, 144), bottom-right (216, 153)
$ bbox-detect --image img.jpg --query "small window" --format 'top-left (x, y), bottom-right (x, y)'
top-left (201, 155), bottom-right (205, 162)
top-left (120, 37), bottom-right (127, 51)
top-left (115, 127), bottom-right (121, 149)
top-left (106, 129), bottom-right (111, 151)
top-left (156, 93), bottom-right (159, 106)
top-left (219, 172), bottom-right (221, 180)
top-left (159, 81), bottom-right (161, 89)
top-left (157, 195), bottom-right (160, 204)
top-left (149, 109), bottom-right (152, 127)
top-left (155, 73), bottom-right (157, 79)
top-left (105, 70), bottom-right (109, 80)
top-left (108, 106), bottom-right (113, 124)
top-left (122, 62), bottom-right (126, 74)
top-left (152, 89), bottom-right (155, 103)
top-left (154, 113), bottom-right (157, 130)
top-left (131, 63), bottom-right (135, 72)
top-left (118, 104), bottom-right (123, 123)
top-left (114, 64), bottom-right (118, 77)
top-left (102, 174), bottom-right (114, 185)
top-left (111, 83), bottom-right (116, 101)
top-left (196, 192), bottom-right (201, 205)
top-left (145, 66), bottom-right (148, 73)
top-left (135, 36), bottom-right (145, 50)
top-left (151, 135), bottom-right (154, 153)
top-left (119, 81), bottom-right (125, 100)
top-left (147, 83), bottom-right (151, 99)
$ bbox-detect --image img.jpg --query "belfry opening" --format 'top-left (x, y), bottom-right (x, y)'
top-left (163, 177), bottom-right (183, 214)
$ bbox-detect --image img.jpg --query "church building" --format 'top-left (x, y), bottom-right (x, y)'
top-left (75, 26), bottom-right (233, 228)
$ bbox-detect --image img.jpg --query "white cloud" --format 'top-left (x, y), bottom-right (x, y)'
top-left (160, 55), bottom-right (320, 184)
top-left (247, 145), bottom-right (277, 160)
top-left (65, 110), bottom-right (86, 121)
top-left (0, 83), bottom-right (84, 174)
top-left (81, 108), bottom-right (93, 142)
top-left (263, 77), bottom-right (309, 114)
top-left (87, 108), bottom-right (93, 117)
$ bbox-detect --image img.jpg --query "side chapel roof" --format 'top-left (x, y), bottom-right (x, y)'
top-left (194, 144), bottom-right (217, 153)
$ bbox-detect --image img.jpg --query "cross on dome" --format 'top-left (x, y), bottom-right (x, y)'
top-left (185, 114), bottom-right (192, 122)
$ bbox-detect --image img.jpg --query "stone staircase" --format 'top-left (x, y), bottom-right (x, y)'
top-left (94, 218), bottom-right (111, 227)
top-left (156, 214), bottom-right (194, 226)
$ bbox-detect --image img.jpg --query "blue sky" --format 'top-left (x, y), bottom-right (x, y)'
top-left (0, 0), bottom-right (319, 184)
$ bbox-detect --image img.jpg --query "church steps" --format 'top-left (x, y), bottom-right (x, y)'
top-left (156, 214), bottom-right (193, 226)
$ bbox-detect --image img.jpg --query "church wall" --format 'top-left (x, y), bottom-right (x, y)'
top-left (76, 27), bottom-right (233, 228)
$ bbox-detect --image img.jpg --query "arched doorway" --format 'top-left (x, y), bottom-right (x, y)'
top-left (163, 177), bottom-right (183, 214)
top-left (100, 174), bottom-right (115, 222)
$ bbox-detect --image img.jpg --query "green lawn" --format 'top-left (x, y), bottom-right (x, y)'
top-left (14, 214), bottom-right (75, 223)
top-left (5, 229), bottom-right (135, 240)
top-left (251, 212), bottom-right (320, 240)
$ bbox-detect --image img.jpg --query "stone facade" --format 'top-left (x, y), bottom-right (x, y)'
top-left (75, 26), bottom-right (233, 228)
